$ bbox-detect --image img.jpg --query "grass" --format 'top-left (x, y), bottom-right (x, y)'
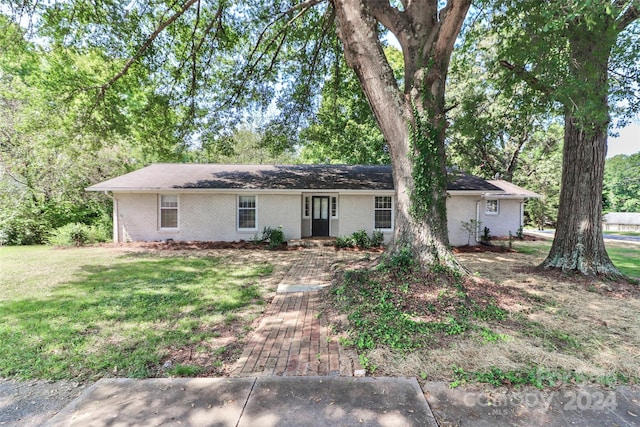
top-left (513, 240), bottom-right (640, 278)
top-left (0, 245), bottom-right (274, 381)
top-left (326, 240), bottom-right (640, 388)
top-left (603, 231), bottom-right (640, 236)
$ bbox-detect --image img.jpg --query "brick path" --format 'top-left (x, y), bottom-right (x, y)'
top-left (232, 247), bottom-right (360, 377)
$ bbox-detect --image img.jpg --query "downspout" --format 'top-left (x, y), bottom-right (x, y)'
top-left (475, 198), bottom-right (482, 245)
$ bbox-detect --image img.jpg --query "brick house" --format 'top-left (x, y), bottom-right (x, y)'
top-left (87, 163), bottom-right (539, 246)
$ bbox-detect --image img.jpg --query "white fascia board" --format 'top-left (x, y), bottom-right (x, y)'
top-left (447, 190), bottom-right (491, 196)
top-left (90, 188), bottom-right (395, 196)
top-left (482, 193), bottom-right (530, 200)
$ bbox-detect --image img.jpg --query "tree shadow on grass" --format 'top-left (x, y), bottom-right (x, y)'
top-left (0, 255), bottom-right (268, 380)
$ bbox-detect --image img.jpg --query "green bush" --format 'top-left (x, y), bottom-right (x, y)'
top-left (482, 226), bottom-right (491, 242)
top-left (260, 226), bottom-right (285, 249)
top-left (335, 230), bottom-right (385, 249)
top-left (335, 235), bottom-right (355, 248)
top-left (1, 215), bottom-right (49, 245)
top-left (352, 229), bottom-right (371, 249)
top-left (370, 230), bottom-right (385, 247)
top-left (48, 223), bottom-right (109, 246)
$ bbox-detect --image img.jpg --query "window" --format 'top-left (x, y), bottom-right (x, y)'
top-left (238, 195), bottom-right (257, 230)
top-left (160, 195), bottom-right (178, 229)
top-left (303, 196), bottom-right (310, 218)
top-left (486, 199), bottom-right (499, 215)
top-left (374, 196), bottom-right (392, 230)
top-left (331, 196), bottom-right (338, 218)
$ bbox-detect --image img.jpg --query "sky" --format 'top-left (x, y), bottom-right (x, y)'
top-left (608, 122), bottom-right (640, 157)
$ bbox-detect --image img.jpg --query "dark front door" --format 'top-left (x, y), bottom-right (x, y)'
top-left (312, 196), bottom-right (330, 236)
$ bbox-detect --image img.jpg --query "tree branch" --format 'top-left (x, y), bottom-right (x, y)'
top-left (499, 60), bottom-right (555, 96)
top-left (97, 0), bottom-right (200, 100)
top-left (367, 0), bottom-right (410, 37)
top-left (434, 0), bottom-right (471, 64)
top-left (616, 1), bottom-right (640, 31)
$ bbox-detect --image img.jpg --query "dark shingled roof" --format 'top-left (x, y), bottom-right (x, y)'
top-left (87, 163), bottom-right (502, 192)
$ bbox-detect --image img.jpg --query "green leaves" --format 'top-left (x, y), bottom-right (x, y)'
top-left (603, 153), bottom-right (640, 213)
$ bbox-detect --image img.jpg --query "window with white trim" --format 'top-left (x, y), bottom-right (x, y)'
top-left (303, 196), bottom-right (310, 218)
top-left (486, 199), bottom-right (499, 215)
top-left (238, 195), bottom-right (257, 230)
top-left (374, 196), bottom-right (392, 230)
top-left (331, 196), bottom-right (338, 218)
top-left (159, 195), bottom-right (178, 229)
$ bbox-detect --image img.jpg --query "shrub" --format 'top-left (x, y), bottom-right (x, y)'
top-left (352, 229), bottom-right (371, 249)
top-left (482, 226), bottom-right (491, 242)
top-left (48, 223), bottom-right (109, 246)
top-left (260, 226), bottom-right (285, 249)
top-left (0, 213), bottom-right (49, 245)
top-left (370, 230), bottom-right (385, 247)
top-left (335, 235), bottom-right (355, 248)
top-left (460, 219), bottom-right (481, 245)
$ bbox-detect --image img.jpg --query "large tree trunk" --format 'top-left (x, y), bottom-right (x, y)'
top-left (542, 114), bottom-right (620, 276)
top-left (541, 23), bottom-right (622, 277)
top-left (332, 0), bottom-right (470, 270)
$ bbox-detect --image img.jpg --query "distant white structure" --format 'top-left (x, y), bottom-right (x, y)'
top-left (603, 212), bottom-right (640, 232)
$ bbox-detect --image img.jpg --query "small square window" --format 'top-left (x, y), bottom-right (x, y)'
top-left (486, 199), bottom-right (499, 215)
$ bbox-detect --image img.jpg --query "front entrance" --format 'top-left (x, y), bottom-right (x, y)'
top-left (311, 196), bottom-right (330, 236)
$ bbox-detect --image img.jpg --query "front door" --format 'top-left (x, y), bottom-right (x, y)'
top-left (312, 196), bottom-right (330, 236)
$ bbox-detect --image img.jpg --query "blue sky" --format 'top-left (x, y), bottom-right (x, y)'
top-left (609, 122), bottom-right (640, 157)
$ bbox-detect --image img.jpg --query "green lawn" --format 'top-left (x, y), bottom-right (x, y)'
top-left (0, 246), bottom-right (273, 380)
top-left (603, 231), bottom-right (640, 237)
top-left (513, 240), bottom-right (640, 278)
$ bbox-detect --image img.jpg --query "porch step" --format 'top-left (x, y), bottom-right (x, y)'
top-left (287, 237), bottom-right (336, 248)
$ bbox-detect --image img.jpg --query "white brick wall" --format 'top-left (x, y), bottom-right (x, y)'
top-left (113, 191), bottom-right (521, 246)
top-left (115, 193), bottom-right (158, 242)
top-left (479, 199), bottom-right (523, 238)
top-left (114, 192), bottom-right (301, 242)
top-left (446, 195), bottom-right (480, 246)
top-left (256, 194), bottom-right (302, 241)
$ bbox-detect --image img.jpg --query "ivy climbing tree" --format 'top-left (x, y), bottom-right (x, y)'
top-left (333, 0), bottom-right (471, 269)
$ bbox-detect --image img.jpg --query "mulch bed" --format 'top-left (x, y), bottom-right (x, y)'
top-left (453, 244), bottom-right (516, 253)
top-left (110, 240), bottom-right (300, 251)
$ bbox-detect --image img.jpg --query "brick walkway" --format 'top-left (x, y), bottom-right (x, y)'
top-left (231, 247), bottom-right (360, 377)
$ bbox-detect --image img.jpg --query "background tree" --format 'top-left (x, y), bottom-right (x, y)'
top-left (299, 46), bottom-right (403, 165)
top-left (0, 16), bottom-right (191, 244)
top-left (192, 125), bottom-right (297, 164)
top-left (446, 22), bottom-right (564, 228)
top-left (603, 153), bottom-right (640, 213)
top-left (492, 0), bottom-right (640, 276)
top-left (446, 27), bottom-right (562, 182)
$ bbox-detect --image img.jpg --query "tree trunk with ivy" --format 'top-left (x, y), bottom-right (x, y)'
top-left (332, 0), bottom-right (471, 270)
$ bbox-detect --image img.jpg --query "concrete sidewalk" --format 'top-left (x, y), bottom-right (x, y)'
top-left (46, 377), bottom-right (437, 427)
